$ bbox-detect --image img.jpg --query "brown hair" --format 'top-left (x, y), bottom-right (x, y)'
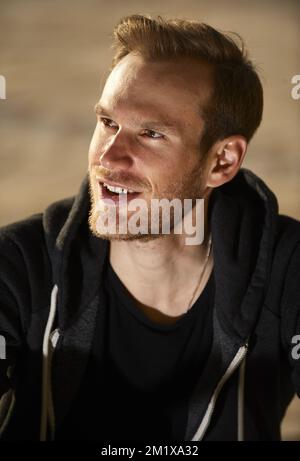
top-left (111, 14), bottom-right (263, 153)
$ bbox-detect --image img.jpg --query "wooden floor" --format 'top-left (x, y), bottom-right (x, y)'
top-left (0, 0), bottom-right (299, 439)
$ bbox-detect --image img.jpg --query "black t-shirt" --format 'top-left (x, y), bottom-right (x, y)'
top-left (56, 262), bottom-right (215, 441)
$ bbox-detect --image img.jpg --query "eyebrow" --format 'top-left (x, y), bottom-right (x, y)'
top-left (94, 103), bottom-right (110, 117)
top-left (94, 103), bottom-right (179, 135)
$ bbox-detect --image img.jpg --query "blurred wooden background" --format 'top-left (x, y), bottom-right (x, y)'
top-left (0, 0), bottom-right (299, 439)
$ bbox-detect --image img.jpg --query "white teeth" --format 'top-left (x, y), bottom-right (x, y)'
top-left (103, 183), bottom-right (134, 194)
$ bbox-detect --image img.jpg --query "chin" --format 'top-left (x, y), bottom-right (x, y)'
top-left (88, 208), bottom-right (166, 242)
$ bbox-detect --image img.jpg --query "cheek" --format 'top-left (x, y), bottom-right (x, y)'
top-left (152, 167), bottom-right (177, 193)
top-left (143, 151), bottom-right (180, 190)
top-left (156, 153), bottom-right (198, 193)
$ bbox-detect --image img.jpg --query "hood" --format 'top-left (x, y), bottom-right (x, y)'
top-left (40, 168), bottom-right (279, 440)
top-left (209, 168), bottom-right (278, 341)
top-left (43, 176), bottom-right (109, 331)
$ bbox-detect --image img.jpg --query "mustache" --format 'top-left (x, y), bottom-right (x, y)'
top-left (91, 166), bottom-right (151, 190)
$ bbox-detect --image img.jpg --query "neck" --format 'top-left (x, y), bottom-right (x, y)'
top-left (109, 195), bottom-right (213, 320)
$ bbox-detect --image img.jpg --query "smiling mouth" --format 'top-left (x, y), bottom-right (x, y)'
top-left (102, 182), bottom-right (135, 195)
top-left (96, 178), bottom-right (142, 202)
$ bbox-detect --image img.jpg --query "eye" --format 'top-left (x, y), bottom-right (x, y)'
top-left (141, 129), bottom-right (165, 139)
top-left (99, 117), bottom-right (118, 130)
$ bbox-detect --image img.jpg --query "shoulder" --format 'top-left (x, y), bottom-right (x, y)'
top-left (0, 213), bottom-right (44, 250)
top-left (270, 214), bottom-right (300, 289)
top-left (274, 214), bottom-right (300, 264)
top-left (277, 214), bottom-right (300, 241)
top-left (277, 217), bottom-right (300, 394)
top-left (0, 196), bottom-right (75, 302)
top-left (277, 214), bottom-right (300, 277)
top-left (264, 214), bottom-right (300, 317)
top-left (0, 197), bottom-right (76, 330)
top-left (0, 196), bottom-right (75, 257)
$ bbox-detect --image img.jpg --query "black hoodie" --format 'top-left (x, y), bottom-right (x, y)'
top-left (0, 168), bottom-right (300, 441)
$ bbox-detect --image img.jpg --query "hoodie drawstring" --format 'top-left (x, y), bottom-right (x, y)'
top-left (40, 284), bottom-right (58, 441)
top-left (237, 354), bottom-right (246, 441)
top-left (191, 343), bottom-right (248, 441)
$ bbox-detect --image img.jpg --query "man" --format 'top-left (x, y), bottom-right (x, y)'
top-left (0, 14), bottom-right (299, 441)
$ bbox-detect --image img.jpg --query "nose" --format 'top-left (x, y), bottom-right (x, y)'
top-left (99, 131), bottom-right (134, 170)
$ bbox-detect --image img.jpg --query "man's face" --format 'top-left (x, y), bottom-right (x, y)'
top-left (88, 53), bottom-right (213, 240)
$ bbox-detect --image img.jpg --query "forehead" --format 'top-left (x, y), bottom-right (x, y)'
top-left (100, 53), bottom-right (213, 125)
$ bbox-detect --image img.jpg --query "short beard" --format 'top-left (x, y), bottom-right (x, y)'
top-left (88, 161), bottom-right (205, 242)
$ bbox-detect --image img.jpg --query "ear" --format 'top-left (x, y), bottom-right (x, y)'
top-left (206, 135), bottom-right (247, 188)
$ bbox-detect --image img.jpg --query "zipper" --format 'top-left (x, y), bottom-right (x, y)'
top-left (50, 328), bottom-right (60, 350)
top-left (191, 342), bottom-right (248, 441)
top-left (40, 285), bottom-right (59, 441)
top-left (47, 328), bottom-right (61, 440)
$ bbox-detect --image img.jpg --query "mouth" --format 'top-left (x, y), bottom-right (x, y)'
top-left (96, 177), bottom-right (142, 203)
